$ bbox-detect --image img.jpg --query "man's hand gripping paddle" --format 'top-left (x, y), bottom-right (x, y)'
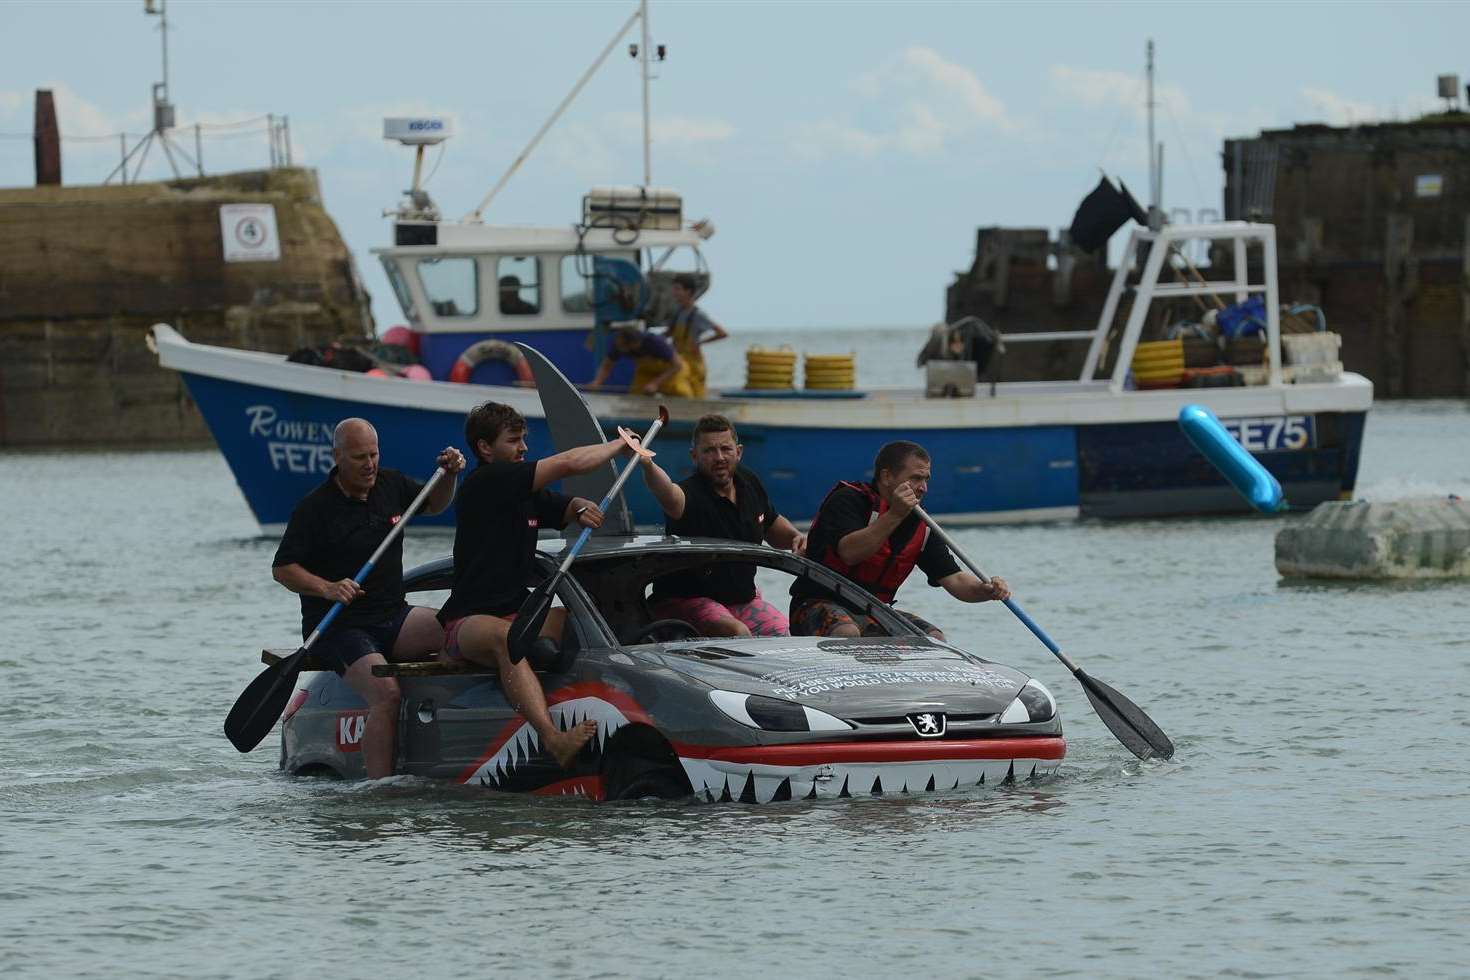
top-left (913, 504), bottom-right (1175, 761)
top-left (223, 467), bottom-right (449, 754)
top-left (506, 408), bottom-right (668, 663)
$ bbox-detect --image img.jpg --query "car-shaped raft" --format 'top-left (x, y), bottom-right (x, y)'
top-left (278, 536), bottom-right (1065, 802)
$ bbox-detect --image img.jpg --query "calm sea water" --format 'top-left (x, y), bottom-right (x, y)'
top-left (3, 328), bottom-right (1468, 978)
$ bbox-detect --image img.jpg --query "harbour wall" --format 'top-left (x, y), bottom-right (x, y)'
top-left (947, 115), bottom-right (1470, 396)
top-left (1225, 116), bottom-right (1470, 397)
top-left (0, 167), bottom-right (372, 446)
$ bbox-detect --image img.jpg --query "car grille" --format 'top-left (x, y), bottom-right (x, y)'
top-left (849, 712), bottom-right (996, 726)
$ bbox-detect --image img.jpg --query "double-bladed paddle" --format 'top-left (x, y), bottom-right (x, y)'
top-left (913, 504), bottom-right (1175, 761)
top-left (223, 466), bottom-right (449, 753)
top-left (506, 407), bottom-right (668, 662)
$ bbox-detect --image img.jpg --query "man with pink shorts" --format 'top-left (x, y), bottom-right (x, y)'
top-left (638, 414), bottom-right (806, 636)
top-left (436, 401), bottom-right (626, 769)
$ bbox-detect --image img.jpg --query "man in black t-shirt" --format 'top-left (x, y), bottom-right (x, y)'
top-left (639, 414), bottom-right (804, 636)
top-left (790, 440), bottom-right (1010, 641)
top-left (438, 401), bottom-right (627, 769)
top-left (272, 418), bottom-right (464, 779)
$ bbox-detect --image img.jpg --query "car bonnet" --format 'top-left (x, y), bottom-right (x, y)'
top-left (646, 636), bottom-right (1030, 717)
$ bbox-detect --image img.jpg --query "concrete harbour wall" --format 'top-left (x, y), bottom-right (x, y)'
top-left (0, 167), bottom-right (373, 446)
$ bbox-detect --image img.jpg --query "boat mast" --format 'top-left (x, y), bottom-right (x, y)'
top-left (640, 0), bottom-right (652, 186)
top-left (1146, 38), bottom-right (1162, 230)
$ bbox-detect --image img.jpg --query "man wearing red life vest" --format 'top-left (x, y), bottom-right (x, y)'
top-left (789, 440), bottom-right (1010, 640)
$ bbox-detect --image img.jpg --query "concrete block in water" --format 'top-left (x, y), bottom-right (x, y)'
top-left (1275, 499), bottom-right (1470, 579)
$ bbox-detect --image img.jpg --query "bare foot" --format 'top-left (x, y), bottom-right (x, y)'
top-left (544, 720), bottom-right (598, 768)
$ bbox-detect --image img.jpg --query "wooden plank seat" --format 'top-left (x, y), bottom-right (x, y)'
top-left (259, 649), bottom-right (493, 677)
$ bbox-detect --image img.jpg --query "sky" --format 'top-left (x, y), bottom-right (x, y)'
top-left (3, 0), bottom-right (1467, 332)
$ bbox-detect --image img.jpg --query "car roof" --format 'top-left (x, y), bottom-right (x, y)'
top-left (401, 533), bottom-right (923, 639)
top-left (553, 534), bottom-right (778, 561)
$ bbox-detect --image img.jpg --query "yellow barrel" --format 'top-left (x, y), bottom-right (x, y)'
top-left (803, 351), bottom-right (856, 390)
top-left (1131, 339), bottom-right (1184, 387)
top-left (746, 345), bottom-right (797, 389)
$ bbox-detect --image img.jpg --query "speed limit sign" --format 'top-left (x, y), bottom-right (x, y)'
top-left (220, 204), bottom-right (281, 262)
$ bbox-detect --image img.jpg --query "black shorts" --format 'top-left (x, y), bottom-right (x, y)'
top-left (309, 604), bottom-right (412, 674)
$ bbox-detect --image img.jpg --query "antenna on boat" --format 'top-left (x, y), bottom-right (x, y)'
top-left (1145, 38), bottom-right (1163, 231)
top-left (464, 2), bottom-right (659, 222)
top-left (630, 0), bottom-right (666, 186)
top-left (383, 117), bottom-right (452, 220)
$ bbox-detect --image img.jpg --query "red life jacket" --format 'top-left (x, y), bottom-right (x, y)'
top-left (812, 481), bottom-right (929, 603)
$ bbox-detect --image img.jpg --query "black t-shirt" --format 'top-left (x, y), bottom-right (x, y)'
top-left (653, 466), bottom-right (779, 604)
top-left (438, 460), bottom-right (571, 623)
top-left (790, 482), bottom-right (960, 601)
top-left (273, 467), bottom-right (424, 637)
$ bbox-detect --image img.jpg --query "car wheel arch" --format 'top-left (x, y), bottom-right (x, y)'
top-left (601, 723), bottom-right (692, 800)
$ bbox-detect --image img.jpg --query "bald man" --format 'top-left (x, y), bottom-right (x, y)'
top-left (271, 418), bottom-right (464, 779)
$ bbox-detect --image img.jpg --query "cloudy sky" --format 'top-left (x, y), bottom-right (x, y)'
top-left (3, 0), bottom-right (1466, 331)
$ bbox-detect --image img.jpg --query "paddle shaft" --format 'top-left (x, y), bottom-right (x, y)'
top-left (912, 504), bottom-right (1080, 674)
top-left (550, 415), bottom-right (667, 579)
top-left (507, 413), bottom-right (667, 659)
top-left (301, 466), bottom-right (448, 650)
top-left (911, 504), bottom-right (1174, 760)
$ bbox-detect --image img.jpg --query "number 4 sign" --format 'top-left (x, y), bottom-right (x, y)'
top-left (219, 203), bottom-right (281, 263)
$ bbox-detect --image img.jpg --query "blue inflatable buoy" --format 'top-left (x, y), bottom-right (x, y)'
top-left (1178, 404), bottom-right (1286, 513)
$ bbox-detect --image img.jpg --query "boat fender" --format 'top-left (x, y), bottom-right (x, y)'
top-left (450, 340), bottom-right (534, 385)
top-left (1178, 403), bottom-right (1284, 513)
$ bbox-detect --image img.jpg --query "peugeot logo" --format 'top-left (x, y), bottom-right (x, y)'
top-left (907, 712), bottom-right (946, 738)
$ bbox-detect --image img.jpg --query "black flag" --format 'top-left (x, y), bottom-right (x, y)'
top-left (1068, 177), bottom-right (1146, 252)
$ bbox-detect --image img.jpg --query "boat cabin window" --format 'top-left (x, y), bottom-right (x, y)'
top-left (417, 256), bottom-right (479, 318)
top-left (643, 244), bottom-right (709, 327)
top-left (497, 256), bottom-right (542, 316)
top-left (560, 255), bottom-right (593, 313)
top-left (382, 259), bottom-right (418, 322)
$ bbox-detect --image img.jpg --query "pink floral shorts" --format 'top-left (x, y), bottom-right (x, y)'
top-left (649, 589), bottom-right (790, 637)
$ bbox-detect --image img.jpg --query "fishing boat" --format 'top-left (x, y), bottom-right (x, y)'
top-left (147, 6), bottom-right (1371, 534)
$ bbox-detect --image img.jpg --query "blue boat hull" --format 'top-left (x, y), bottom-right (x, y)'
top-left (179, 370), bottom-right (1366, 533)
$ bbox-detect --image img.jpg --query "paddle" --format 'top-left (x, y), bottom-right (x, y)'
top-left (913, 504), bottom-right (1176, 761)
top-left (514, 341), bottom-right (633, 534)
top-left (223, 467), bottom-right (449, 753)
top-left (506, 407), bottom-right (668, 662)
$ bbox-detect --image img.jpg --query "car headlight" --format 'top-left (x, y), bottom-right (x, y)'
top-left (999, 679), bottom-right (1056, 724)
top-left (708, 690), bottom-right (851, 732)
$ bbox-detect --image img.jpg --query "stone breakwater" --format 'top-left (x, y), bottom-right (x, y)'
top-left (1275, 497), bottom-right (1470, 578)
top-left (0, 167), bottom-right (371, 447)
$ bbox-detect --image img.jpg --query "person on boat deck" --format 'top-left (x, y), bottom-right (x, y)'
top-left (637, 414), bottom-right (805, 637)
top-left (436, 401), bottom-right (626, 769)
top-left (498, 275), bottom-right (539, 315)
top-left (789, 440), bottom-right (1011, 641)
top-left (271, 419), bottom-right (465, 780)
top-left (661, 273), bottom-right (728, 399)
top-left (588, 325), bottom-right (695, 398)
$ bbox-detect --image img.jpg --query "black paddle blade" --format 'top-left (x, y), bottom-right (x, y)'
top-left (1075, 669), bottom-right (1175, 761)
top-left (223, 649), bottom-right (307, 753)
top-left (507, 582), bottom-right (556, 664)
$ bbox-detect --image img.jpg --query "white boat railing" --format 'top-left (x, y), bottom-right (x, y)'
top-left (995, 221), bottom-right (1283, 393)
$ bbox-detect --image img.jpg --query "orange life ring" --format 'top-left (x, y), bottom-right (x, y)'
top-left (449, 339), bottom-right (534, 385)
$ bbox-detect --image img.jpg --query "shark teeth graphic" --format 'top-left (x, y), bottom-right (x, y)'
top-left (753, 774), bottom-right (785, 804)
top-left (676, 756), bottom-right (1062, 804)
top-left (462, 697), bottom-right (630, 789)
